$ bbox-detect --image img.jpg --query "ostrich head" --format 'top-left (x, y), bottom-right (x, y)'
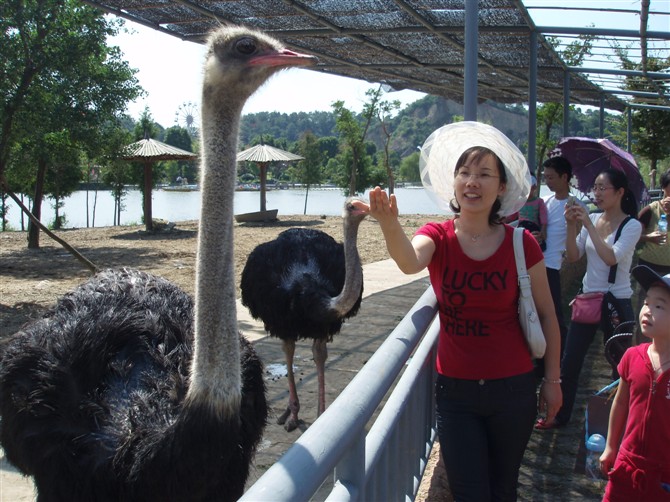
top-left (203, 26), bottom-right (317, 107)
top-left (343, 197), bottom-right (369, 226)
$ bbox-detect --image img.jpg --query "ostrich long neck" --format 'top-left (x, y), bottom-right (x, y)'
top-left (187, 98), bottom-right (243, 415)
top-left (328, 218), bottom-right (363, 316)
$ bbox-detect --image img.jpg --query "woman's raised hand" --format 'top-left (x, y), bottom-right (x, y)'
top-left (368, 186), bottom-right (399, 224)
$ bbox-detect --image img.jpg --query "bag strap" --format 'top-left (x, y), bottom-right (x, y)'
top-left (607, 216), bottom-right (633, 284)
top-left (513, 227), bottom-right (532, 299)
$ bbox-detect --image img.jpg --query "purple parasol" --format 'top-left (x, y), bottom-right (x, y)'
top-left (549, 137), bottom-right (648, 206)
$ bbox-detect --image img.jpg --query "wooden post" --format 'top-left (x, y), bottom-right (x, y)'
top-left (144, 161), bottom-right (153, 232)
top-left (259, 162), bottom-right (267, 213)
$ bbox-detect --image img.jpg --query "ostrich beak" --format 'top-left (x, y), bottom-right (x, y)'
top-left (249, 49), bottom-right (317, 68)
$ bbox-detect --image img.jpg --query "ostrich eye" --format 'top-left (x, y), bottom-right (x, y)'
top-left (235, 37), bottom-right (258, 56)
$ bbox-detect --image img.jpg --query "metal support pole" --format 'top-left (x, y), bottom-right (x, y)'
top-left (528, 31), bottom-right (538, 173)
top-left (627, 108), bottom-right (632, 153)
top-left (464, 0), bottom-right (478, 121)
top-left (599, 95), bottom-right (605, 137)
top-left (563, 71), bottom-right (570, 137)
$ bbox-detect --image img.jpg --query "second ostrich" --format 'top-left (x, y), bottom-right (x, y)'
top-left (241, 199), bottom-right (367, 431)
top-left (0, 26), bottom-right (315, 501)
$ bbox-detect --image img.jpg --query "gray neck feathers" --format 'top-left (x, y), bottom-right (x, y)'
top-left (187, 92), bottom-right (243, 416)
top-left (328, 217), bottom-right (363, 316)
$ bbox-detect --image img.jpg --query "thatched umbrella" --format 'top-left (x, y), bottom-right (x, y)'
top-left (237, 144), bottom-right (303, 214)
top-left (122, 138), bottom-right (197, 231)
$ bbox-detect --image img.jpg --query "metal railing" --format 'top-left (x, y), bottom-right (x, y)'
top-left (241, 286), bottom-right (440, 502)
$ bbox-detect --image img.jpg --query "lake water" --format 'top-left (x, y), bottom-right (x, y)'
top-left (3, 185), bottom-right (553, 230)
top-left (3, 187), bottom-right (435, 229)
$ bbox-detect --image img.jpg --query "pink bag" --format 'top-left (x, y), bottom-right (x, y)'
top-left (570, 292), bottom-right (605, 324)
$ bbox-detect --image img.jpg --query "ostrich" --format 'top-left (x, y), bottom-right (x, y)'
top-left (0, 26), bottom-right (316, 501)
top-left (241, 198), bottom-right (366, 432)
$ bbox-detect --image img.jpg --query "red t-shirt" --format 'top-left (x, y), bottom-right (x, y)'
top-left (416, 220), bottom-right (543, 380)
top-left (617, 343), bottom-right (670, 466)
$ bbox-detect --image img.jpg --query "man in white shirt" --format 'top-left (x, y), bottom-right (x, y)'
top-left (542, 156), bottom-right (576, 353)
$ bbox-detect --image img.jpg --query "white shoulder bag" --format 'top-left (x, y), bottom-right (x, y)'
top-left (513, 227), bottom-right (546, 359)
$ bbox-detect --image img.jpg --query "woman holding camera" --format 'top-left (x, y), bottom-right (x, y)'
top-left (536, 168), bottom-right (641, 429)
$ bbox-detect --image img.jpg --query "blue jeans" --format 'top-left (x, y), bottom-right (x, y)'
top-left (555, 297), bottom-right (634, 425)
top-left (435, 372), bottom-right (537, 502)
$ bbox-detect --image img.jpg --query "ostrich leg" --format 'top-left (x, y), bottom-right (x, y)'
top-left (312, 338), bottom-right (328, 416)
top-left (277, 339), bottom-right (301, 432)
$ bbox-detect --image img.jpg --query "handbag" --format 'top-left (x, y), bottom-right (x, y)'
top-left (569, 217), bottom-right (633, 325)
top-left (570, 292), bottom-right (605, 324)
top-left (513, 227), bottom-right (546, 359)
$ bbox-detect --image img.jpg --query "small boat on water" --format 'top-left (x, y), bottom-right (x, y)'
top-left (162, 184), bottom-right (199, 192)
top-left (235, 183), bottom-right (261, 191)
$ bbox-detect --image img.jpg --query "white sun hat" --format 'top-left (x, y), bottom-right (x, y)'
top-left (419, 121), bottom-right (531, 217)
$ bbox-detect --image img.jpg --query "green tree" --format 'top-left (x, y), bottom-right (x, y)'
top-left (1, 0), bottom-right (142, 252)
top-left (164, 126), bottom-right (196, 183)
top-left (399, 151), bottom-right (420, 182)
top-left (42, 131), bottom-right (81, 229)
top-left (535, 33), bottom-right (597, 172)
top-left (317, 136), bottom-right (339, 164)
top-left (102, 159), bottom-right (134, 226)
top-left (614, 49), bottom-right (670, 175)
top-left (294, 132), bottom-right (323, 214)
top-left (96, 119), bottom-right (134, 226)
top-left (535, 102), bottom-right (564, 168)
top-left (332, 88), bottom-right (381, 195)
top-left (133, 107), bottom-right (159, 141)
top-left (332, 101), bottom-right (363, 195)
top-left (376, 97), bottom-right (401, 194)
top-left (323, 157), bottom-right (343, 185)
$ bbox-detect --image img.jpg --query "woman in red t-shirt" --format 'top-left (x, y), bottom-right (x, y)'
top-left (361, 122), bottom-right (562, 501)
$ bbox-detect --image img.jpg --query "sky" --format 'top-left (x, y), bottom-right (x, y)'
top-left (109, 24), bottom-right (426, 128)
top-left (107, 1), bottom-right (669, 128)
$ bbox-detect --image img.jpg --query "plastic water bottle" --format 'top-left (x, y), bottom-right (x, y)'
top-left (659, 214), bottom-right (668, 246)
top-left (585, 434), bottom-right (606, 480)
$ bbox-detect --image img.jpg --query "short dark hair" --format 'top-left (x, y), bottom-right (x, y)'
top-left (543, 156), bottom-right (572, 182)
top-left (661, 168), bottom-right (670, 189)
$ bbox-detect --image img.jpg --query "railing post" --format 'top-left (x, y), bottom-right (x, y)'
top-left (326, 429), bottom-right (366, 501)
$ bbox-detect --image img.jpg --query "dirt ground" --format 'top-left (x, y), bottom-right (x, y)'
top-left (0, 214), bottom-right (436, 337)
top-left (0, 215), bottom-right (616, 501)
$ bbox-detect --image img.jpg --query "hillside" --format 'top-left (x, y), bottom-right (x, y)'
top-left (377, 95), bottom-right (529, 157)
top-left (239, 95), bottom-right (530, 158)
